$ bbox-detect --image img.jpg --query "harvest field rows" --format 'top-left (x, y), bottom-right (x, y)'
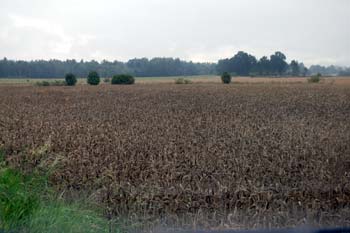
top-left (1, 81), bottom-right (350, 231)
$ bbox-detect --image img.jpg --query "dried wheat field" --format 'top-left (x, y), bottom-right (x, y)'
top-left (1, 81), bottom-right (350, 230)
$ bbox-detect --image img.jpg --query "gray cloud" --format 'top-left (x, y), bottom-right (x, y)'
top-left (0, 0), bottom-right (349, 66)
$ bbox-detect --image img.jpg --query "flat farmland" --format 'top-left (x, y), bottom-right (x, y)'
top-left (1, 82), bottom-right (350, 230)
top-left (1, 76), bottom-right (350, 85)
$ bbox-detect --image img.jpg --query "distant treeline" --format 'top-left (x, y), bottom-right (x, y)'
top-left (308, 65), bottom-right (350, 76)
top-left (217, 51), bottom-right (308, 76)
top-left (0, 57), bottom-right (215, 78)
top-left (0, 52), bottom-right (349, 78)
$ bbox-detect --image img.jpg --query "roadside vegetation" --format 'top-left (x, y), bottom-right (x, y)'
top-left (0, 147), bottom-right (122, 233)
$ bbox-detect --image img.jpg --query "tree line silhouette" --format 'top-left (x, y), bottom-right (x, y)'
top-left (0, 51), bottom-right (348, 78)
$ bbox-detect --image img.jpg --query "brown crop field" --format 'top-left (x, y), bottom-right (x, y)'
top-left (1, 82), bottom-right (350, 231)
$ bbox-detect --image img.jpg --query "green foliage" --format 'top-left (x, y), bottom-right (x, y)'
top-left (0, 58), bottom-right (216, 78)
top-left (27, 203), bottom-right (122, 233)
top-left (112, 74), bottom-right (135, 85)
top-left (0, 145), bottom-right (120, 232)
top-left (0, 158), bottom-right (121, 232)
top-left (52, 80), bottom-right (66, 86)
top-left (104, 77), bottom-right (111, 83)
top-left (290, 60), bottom-right (300, 76)
top-left (308, 73), bottom-right (322, 83)
top-left (270, 51), bottom-right (288, 75)
top-left (0, 169), bottom-right (39, 230)
top-left (174, 78), bottom-right (192, 84)
top-left (35, 80), bottom-right (66, 87)
top-left (87, 71), bottom-right (100, 85)
top-left (217, 51), bottom-right (291, 76)
top-left (65, 73), bottom-right (77, 86)
top-left (0, 148), bottom-right (5, 167)
top-left (221, 72), bottom-right (232, 84)
top-left (35, 81), bottom-right (50, 86)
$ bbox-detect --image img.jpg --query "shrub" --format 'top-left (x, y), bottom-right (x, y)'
top-left (87, 71), bottom-right (100, 85)
top-left (35, 81), bottom-right (50, 87)
top-left (0, 169), bottom-right (39, 230)
top-left (103, 78), bottom-right (111, 83)
top-left (111, 74), bottom-right (135, 85)
top-left (221, 72), bottom-right (232, 84)
top-left (308, 73), bottom-right (321, 83)
top-left (65, 73), bottom-right (77, 86)
top-left (175, 78), bottom-right (192, 84)
top-left (51, 80), bottom-right (66, 86)
top-left (35, 80), bottom-right (66, 87)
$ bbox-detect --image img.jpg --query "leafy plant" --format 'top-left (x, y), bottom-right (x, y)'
top-left (308, 73), bottom-right (322, 83)
top-left (87, 71), bottom-right (100, 85)
top-left (0, 169), bottom-right (39, 230)
top-left (35, 81), bottom-right (50, 87)
top-left (65, 73), bottom-right (77, 86)
top-left (221, 72), bottom-right (232, 84)
top-left (52, 80), bottom-right (66, 86)
top-left (112, 74), bottom-right (135, 85)
top-left (0, 147), bottom-right (122, 232)
top-left (175, 78), bottom-right (192, 84)
top-left (35, 80), bottom-right (66, 87)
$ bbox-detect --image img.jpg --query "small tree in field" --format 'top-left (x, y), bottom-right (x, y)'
top-left (87, 71), bottom-right (100, 85)
top-left (221, 72), bottom-right (232, 84)
top-left (65, 73), bottom-right (77, 86)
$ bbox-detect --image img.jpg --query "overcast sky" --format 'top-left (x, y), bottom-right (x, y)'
top-left (0, 0), bottom-right (349, 66)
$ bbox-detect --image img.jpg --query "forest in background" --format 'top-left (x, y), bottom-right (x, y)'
top-left (0, 51), bottom-right (349, 78)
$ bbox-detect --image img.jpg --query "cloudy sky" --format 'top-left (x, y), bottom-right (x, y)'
top-left (0, 0), bottom-right (349, 66)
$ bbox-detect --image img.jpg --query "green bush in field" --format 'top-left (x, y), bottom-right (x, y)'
top-left (0, 169), bottom-right (39, 230)
top-left (175, 78), bottom-right (192, 84)
top-left (221, 72), bottom-right (232, 84)
top-left (104, 77), bottom-right (111, 83)
top-left (35, 81), bottom-right (50, 86)
top-left (35, 80), bottom-right (66, 87)
top-left (52, 80), bottom-right (66, 86)
top-left (87, 71), bottom-right (100, 85)
top-left (112, 74), bottom-right (135, 85)
top-left (65, 73), bottom-right (77, 86)
top-left (308, 73), bottom-right (322, 83)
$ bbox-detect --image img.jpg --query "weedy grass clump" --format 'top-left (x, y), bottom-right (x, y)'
top-left (0, 168), bottom-right (40, 230)
top-left (175, 78), bottom-right (192, 84)
top-left (308, 73), bottom-right (322, 83)
top-left (112, 74), bottom-right (135, 85)
top-left (87, 71), bottom-right (100, 85)
top-left (35, 80), bottom-right (66, 87)
top-left (35, 81), bottom-right (50, 86)
top-left (0, 147), bottom-right (122, 232)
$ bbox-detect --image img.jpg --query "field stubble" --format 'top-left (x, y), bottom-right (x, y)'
top-left (0, 83), bottom-right (350, 230)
